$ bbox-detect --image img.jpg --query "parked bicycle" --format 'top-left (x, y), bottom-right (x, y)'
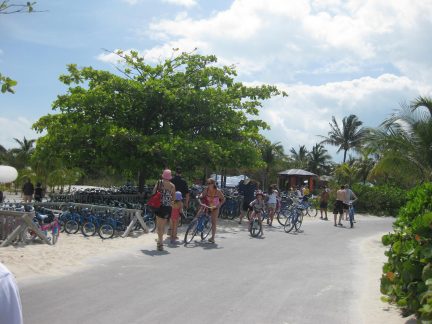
top-left (283, 203), bottom-right (305, 233)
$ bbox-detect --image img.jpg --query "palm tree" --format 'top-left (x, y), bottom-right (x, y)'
top-left (353, 147), bottom-right (376, 184)
top-left (320, 115), bottom-right (368, 162)
top-left (368, 98), bottom-right (432, 184)
top-left (411, 95), bottom-right (432, 116)
top-left (307, 143), bottom-right (332, 175)
top-left (261, 141), bottom-right (286, 190)
top-left (290, 145), bottom-right (308, 169)
top-left (9, 137), bottom-right (35, 169)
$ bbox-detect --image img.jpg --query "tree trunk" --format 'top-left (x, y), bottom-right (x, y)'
top-left (343, 150), bottom-right (347, 163)
top-left (138, 170), bottom-right (146, 193)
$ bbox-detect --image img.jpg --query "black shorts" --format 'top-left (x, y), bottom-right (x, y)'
top-left (155, 206), bottom-right (172, 220)
top-left (320, 201), bottom-right (328, 209)
top-left (242, 200), bottom-right (253, 212)
top-left (333, 200), bottom-right (344, 215)
top-left (343, 203), bottom-right (349, 210)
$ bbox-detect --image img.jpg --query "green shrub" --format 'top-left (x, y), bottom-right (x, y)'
top-left (352, 184), bottom-right (407, 216)
top-left (326, 184), bottom-right (406, 216)
top-left (381, 182), bottom-right (432, 321)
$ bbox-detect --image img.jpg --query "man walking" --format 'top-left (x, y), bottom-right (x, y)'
top-left (238, 178), bottom-right (257, 224)
top-left (333, 185), bottom-right (346, 227)
top-left (171, 167), bottom-right (190, 209)
top-left (22, 179), bottom-right (34, 203)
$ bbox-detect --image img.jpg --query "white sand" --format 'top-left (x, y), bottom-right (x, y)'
top-left (0, 231), bottom-right (157, 283)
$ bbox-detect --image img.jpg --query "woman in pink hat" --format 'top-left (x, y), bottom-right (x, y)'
top-left (153, 169), bottom-right (175, 251)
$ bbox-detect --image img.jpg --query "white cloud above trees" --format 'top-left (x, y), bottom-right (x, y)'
top-left (99, 0), bottom-right (432, 160)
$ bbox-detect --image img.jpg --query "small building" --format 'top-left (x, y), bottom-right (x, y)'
top-left (278, 169), bottom-right (318, 192)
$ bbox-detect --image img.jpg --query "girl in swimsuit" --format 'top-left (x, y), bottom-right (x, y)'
top-left (199, 178), bottom-right (225, 243)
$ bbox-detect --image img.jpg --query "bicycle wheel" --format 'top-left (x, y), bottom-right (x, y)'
top-left (98, 224), bottom-right (114, 239)
top-left (284, 212), bottom-right (295, 233)
top-left (81, 222), bottom-right (96, 237)
top-left (295, 211), bottom-right (304, 231)
top-left (349, 207), bottom-right (354, 228)
top-left (184, 219), bottom-right (198, 244)
top-left (307, 206), bottom-right (318, 217)
top-left (249, 219), bottom-right (262, 237)
top-left (277, 207), bottom-right (290, 226)
top-left (201, 217), bottom-right (212, 240)
top-left (65, 220), bottom-right (79, 234)
top-left (145, 218), bottom-right (156, 232)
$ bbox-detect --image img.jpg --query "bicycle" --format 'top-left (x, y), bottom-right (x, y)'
top-left (348, 201), bottom-right (355, 228)
top-left (249, 208), bottom-right (264, 237)
top-left (283, 204), bottom-right (305, 233)
top-left (184, 201), bottom-right (213, 244)
top-left (27, 210), bottom-right (60, 244)
top-left (98, 210), bottom-right (129, 239)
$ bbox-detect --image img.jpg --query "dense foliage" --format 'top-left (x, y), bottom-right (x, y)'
top-left (33, 51), bottom-right (286, 190)
top-left (351, 183), bottom-right (407, 216)
top-left (381, 183), bottom-right (432, 321)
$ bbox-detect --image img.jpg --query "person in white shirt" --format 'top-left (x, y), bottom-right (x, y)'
top-left (0, 262), bottom-right (23, 324)
top-left (267, 185), bottom-right (278, 226)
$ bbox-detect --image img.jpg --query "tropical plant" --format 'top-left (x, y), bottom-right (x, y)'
top-left (353, 147), bottom-right (376, 184)
top-left (307, 143), bottom-right (332, 175)
top-left (260, 141), bottom-right (286, 190)
top-left (8, 137), bottom-right (35, 170)
top-left (289, 145), bottom-right (309, 169)
top-left (334, 162), bottom-right (358, 186)
top-left (320, 114), bottom-right (368, 162)
top-left (381, 183), bottom-right (432, 321)
top-left (367, 97), bottom-right (432, 185)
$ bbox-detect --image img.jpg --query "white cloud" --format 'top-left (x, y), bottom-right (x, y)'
top-left (121, 0), bottom-right (141, 5)
top-left (162, 0), bottom-right (197, 7)
top-left (259, 74), bottom-right (432, 160)
top-left (139, 0), bottom-right (432, 82)
top-left (98, 0), bottom-right (432, 161)
top-left (0, 117), bottom-right (39, 149)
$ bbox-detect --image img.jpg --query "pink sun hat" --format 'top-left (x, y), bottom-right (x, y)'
top-left (162, 169), bottom-right (172, 180)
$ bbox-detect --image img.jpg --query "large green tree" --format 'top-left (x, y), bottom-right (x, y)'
top-left (320, 114), bottom-right (367, 163)
top-left (33, 51), bottom-right (286, 190)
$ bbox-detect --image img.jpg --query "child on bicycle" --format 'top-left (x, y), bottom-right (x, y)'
top-left (170, 191), bottom-right (183, 244)
top-left (249, 190), bottom-right (266, 234)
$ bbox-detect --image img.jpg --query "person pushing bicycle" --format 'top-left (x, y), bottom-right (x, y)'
top-left (249, 190), bottom-right (266, 235)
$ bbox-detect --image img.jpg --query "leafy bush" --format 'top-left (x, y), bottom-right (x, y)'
top-left (381, 182), bottom-right (432, 321)
top-left (326, 184), bottom-right (406, 216)
top-left (352, 184), bottom-right (407, 216)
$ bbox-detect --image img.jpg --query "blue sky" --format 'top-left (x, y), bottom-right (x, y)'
top-left (1, 0), bottom-right (432, 162)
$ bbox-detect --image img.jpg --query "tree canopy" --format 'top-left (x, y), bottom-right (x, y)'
top-left (33, 51), bottom-right (287, 189)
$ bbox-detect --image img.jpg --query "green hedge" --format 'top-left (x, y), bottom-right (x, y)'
top-left (326, 184), bottom-right (407, 216)
top-left (351, 184), bottom-right (407, 216)
top-left (381, 182), bottom-right (432, 321)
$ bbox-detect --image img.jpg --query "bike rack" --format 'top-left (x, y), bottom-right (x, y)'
top-left (34, 202), bottom-right (148, 237)
top-left (0, 210), bottom-right (52, 247)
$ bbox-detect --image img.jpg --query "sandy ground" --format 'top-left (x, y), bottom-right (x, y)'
top-left (355, 230), bottom-right (416, 324)
top-left (0, 230), bottom-right (157, 283)
top-left (0, 212), bottom-right (417, 323)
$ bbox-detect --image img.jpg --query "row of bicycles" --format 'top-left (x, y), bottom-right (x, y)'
top-left (248, 195), bottom-right (318, 238)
